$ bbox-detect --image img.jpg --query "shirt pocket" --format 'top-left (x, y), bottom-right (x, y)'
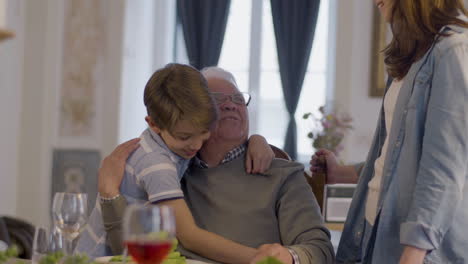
top-left (407, 70), bottom-right (432, 110)
top-left (404, 70), bottom-right (433, 130)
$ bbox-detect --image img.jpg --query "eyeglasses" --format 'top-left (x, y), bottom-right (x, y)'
top-left (210, 92), bottom-right (251, 106)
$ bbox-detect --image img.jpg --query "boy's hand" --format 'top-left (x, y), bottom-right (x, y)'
top-left (250, 244), bottom-right (292, 264)
top-left (246, 135), bottom-right (275, 174)
top-left (98, 138), bottom-right (140, 198)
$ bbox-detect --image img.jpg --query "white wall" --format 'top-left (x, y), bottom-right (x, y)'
top-left (0, 0), bottom-right (125, 226)
top-left (0, 0), bottom-right (24, 217)
top-left (333, 0), bottom-right (382, 164)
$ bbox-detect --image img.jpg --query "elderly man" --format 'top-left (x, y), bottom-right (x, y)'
top-left (99, 67), bottom-right (334, 264)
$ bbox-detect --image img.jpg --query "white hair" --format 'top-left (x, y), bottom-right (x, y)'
top-left (201, 66), bottom-right (238, 89)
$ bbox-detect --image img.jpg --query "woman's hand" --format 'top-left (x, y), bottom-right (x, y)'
top-left (246, 135), bottom-right (275, 174)
top-left (98, 138), bottom-right (140, 198)
top-left (310, 149), bottom-right (340, 181)
top-left (310, 149), bottom-right (358, 184)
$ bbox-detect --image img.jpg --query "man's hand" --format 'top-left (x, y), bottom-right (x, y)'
top-left (399, 245), bottom-right (427, 264)
top-left (250, 244), bottom-right (293, 264)
top-left (246, 135), bottom-right (275, 174)
top-left (98, 138), bottom-right (140, 198)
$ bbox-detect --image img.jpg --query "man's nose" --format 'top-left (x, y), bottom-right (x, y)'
top-left (219, 99), bottom-right (238, 111)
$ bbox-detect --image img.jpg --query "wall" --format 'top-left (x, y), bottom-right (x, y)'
top-left (0, 0), bottom-right (24, 217)
top-left (333, 0), bottom-right (382, 164)
top-left (0, 0), bottom-right (125, 226)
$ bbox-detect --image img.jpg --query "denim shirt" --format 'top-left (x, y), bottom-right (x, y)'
top-left (336, 20), bottom-right (468, 264)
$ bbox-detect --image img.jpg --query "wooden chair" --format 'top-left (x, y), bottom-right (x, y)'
top-left (269, 144), bottom-right (291, 161)
top-left (306, 170), bottom-right (326, 213)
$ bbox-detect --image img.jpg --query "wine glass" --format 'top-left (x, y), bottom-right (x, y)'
top-left (123, 204), bottom-right (175, 264)
top-left (52, 192), bottom-right (88, 255)
top-left (32, 226), bottom-right (64, 264)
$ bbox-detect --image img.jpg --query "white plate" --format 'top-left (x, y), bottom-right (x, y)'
top-left (94, 256), bottom-right (115, 263)
top-left (94, 256), bottom-right (209, 264)
top-left (0, 240), bottom-right (7, 251)
top-left (187, 260), bottom-right (210, 264)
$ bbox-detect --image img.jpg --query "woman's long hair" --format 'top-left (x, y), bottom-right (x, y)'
top-left (385, 0), bottom-right (468, 79)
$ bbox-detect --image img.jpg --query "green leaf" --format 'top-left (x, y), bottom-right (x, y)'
top-left (256, 256), bottom-right (284, 264)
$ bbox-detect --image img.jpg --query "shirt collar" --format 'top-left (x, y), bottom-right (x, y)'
top-left (194, 143), bottom-right (247, 168)
top-left (439, 14), bottom-right (468, 34)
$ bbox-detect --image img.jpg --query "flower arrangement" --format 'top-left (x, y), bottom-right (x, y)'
top-left (303, 106), bottom-right (353, 157)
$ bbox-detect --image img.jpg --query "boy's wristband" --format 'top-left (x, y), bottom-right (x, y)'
top-left (100, 193), bottom-right (121, 203)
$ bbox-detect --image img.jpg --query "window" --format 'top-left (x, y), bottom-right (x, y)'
top-left (218, 0), bottom-right (330, 162)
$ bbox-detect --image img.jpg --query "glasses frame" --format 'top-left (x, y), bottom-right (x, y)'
top-left (210, 92), bottom-right (251, 106)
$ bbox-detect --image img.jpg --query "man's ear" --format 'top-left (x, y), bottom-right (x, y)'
top-left (145, 116), bottom-right (161, 133)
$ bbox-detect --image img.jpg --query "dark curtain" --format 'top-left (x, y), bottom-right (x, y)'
top-left (177, 0), bottom-right (231, 70)
top-left (270, 0), bottom-right (321, 160)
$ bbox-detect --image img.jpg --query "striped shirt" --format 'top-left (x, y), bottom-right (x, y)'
top-left (75, 128), bottom-right (191, 257)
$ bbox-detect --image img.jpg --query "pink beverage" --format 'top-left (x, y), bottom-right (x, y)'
top-left (125, 240), bottom-right (172, 264)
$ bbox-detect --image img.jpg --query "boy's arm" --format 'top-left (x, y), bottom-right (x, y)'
top-left (101, 195), bottom-right (128, 254)
top-left (246, 134), bottom-right (275, 174)
top-left (98, 138), bottom-right (140, 254)
top-left (158, 198), bottom-right (257, 264)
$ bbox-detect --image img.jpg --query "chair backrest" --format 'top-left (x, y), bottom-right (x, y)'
top-left (0, 216), bottom-right (35, 259)
top-left (306, 171), bottom-right (326, 213)
top-left (269, 144), bottom-right (292, 161)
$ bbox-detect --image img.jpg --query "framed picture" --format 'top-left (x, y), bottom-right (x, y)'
top-left (51, 149), bottom-right (101, 211)
top-left (369, 6), bottom-right (388, 97)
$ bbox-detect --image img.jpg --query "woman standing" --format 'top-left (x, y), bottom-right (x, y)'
top-left (311, 0), bottom-right (468, 263)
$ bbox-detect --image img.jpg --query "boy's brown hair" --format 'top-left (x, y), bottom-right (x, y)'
top-left (143, 63), bottom-right (218, 133)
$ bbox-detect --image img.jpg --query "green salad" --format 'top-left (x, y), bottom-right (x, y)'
top-left (255, 256), bottom-right (284, 264)
top-left (0, 245), bottom-right (19, 264)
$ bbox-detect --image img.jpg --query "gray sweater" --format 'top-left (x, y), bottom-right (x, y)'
top-left (179, 154), bottom-right (334, 264)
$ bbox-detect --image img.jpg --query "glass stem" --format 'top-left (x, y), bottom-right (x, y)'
top-left (64, 238), bottom-right (74, 255)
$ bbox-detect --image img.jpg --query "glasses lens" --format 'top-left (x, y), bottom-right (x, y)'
top-left (232, 94), bottom-right (246, 104)
top-left (211, 92), bottom-right (251, 105)
top-left (212, 93), bottom-right (227, 104)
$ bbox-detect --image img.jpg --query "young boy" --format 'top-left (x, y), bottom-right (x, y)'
top-left (76, 64), bottom-right (271, 263)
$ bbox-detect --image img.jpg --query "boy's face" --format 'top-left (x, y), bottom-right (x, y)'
top-left (146, 117), bottom-right (211, 159)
